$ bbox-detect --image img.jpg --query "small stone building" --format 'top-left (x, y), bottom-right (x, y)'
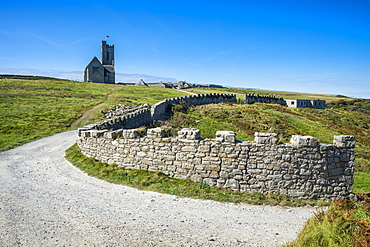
top-left (244, 94), bottom-right (326, 109)
top-left (135, 79), bottom-right (149, 86)
top-left (84, 41), bottom-right (115, 84)
top-left (285, 99), bottom-right (326, 109)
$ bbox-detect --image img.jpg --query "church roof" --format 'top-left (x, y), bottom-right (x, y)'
top-left (85, 56), bottom-right (102, 68)
top-left (135, 79), bottom-right (148, 86)
top-left (103, 65), bottom-right (115, 73)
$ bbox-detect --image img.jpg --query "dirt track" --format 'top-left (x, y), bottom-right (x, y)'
top-left (0, 130), bottom-right (315, 246)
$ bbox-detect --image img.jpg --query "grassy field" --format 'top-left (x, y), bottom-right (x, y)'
top-left (0, 76), bottom-right (186, 151)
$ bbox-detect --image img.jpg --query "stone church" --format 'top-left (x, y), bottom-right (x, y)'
top-left (84, 41), bottom-right (115, 84)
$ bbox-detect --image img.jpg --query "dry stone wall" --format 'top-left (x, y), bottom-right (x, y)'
top-left (244, 94), bottom-right (287, 106)
top-left (78, 93), bottom-right (236, 135)
top-left (77, 128), bottom-right (355, 200)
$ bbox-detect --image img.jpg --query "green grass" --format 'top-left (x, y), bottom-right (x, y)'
top-left (353, 172), bottom-right (370, 193)
top-left (0, 76), bottom-right (186, 151)
top-left (65, 143), bottom-right (330, 207)
top-left (286, 200), bottom-right (370, 247)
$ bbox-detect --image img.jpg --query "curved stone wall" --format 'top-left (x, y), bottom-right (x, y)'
top-left (77, 127), bottom-right (355, 200)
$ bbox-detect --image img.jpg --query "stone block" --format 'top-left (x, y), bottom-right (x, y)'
top-left (203, 178), bottom-right (217, 186)
top-left (122, 129), bottom-right (140, 139)
top-left (78, 127), bottom-right (90, 137)
top-left (224, 179), bottom-right (239, 190)
top-left (330, 168), bottom-right (344, 176)
top-left (181, 146), bottom-right (197, 152)
top-left (209, 171), bottom-right (219, 178)
top-left (344, 168), bottom-right (353, 176)
top-left (81, 131), bottom-right (91, 138)
top-left (290, 135), bottom-right (318, 147)
top-left (178, 128), bottom-right (200, 140)
top-left (219, 171), bottom-right (229, 179)
top-left (228, 153), bottom-right (239, 159)
top-left (205, 164), bottom-right (221, 171)
top-left (288, 190), bottom-right (306, 198)
top-left (104, 131), bottom-right (117, 139)
top-left (182, 163), bottom-right (194, 169)
top-left (163, 155), bottom-right (175, 161)
top-left (91, 130), bottom-right (107, 137)
top-left (224, 147), bottom-right (234, 153)
top-left (254, 132), bottom-right (277, 144)
top-left (216, 131), bottom-right (236, 143)
top-left (198, 145), bottom-right (210, 152)
top-left (147, 127), bottom-right (169, 138)
top-left (203, 156), bottom-right (220, 162)
top-left (199, 171), bottom-right (210, 178)
top-left (238, 165), bottom-right (246, 170)
top-left (333, 135), bottom-right (355, 148)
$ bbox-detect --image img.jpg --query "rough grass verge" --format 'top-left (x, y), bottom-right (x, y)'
top-left (285, 198), bottom-right (370, 247)
top-left (65, 144), bottom-right (330, 207)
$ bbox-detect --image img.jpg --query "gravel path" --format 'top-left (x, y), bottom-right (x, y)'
top-left (0, 130), bottom-right (316, 246)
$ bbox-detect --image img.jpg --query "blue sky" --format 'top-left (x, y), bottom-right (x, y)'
top-left (1, 0), bottom-right (370, 98)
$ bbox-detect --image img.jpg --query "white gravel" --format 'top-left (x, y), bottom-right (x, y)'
top-left (0, 130), bottom-right (316, 246)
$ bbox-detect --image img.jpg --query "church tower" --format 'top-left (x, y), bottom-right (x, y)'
top-left (101, 40), bottom-right (114, 66)
top-left (84, 40), bottom-right (115, 84)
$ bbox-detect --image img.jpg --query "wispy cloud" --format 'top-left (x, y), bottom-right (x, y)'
top-left (0, 56), bottom-right (16, 61)
top-left (19, 29), bottom-right (86, 49)
top-left (139, 10), bottom-right (184, 39)
top-left (115, 73), bottom-right (177, 83)
top-left (186, 48), bottom-right (245, 67)
top-left (0, 68), bottom-right (83, 81)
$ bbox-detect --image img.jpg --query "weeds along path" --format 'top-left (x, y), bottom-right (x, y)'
top-left (0, 130), bottom-right (316, 246)
top-left (70, 101), bottom-right (107, 128)
top-left (177, 89), bottom-right (198, 95)
top-left (70, 91), bottom-right (117, 128)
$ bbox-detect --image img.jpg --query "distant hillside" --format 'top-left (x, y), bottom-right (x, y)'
top-left (0, 74), bottom-right (67, 80)
top-left (183, 87), bottom-right (353, 103)
top-left (328, 99), bottom-right (370, 114)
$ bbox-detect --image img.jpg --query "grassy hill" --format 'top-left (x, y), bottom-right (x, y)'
top-left (0, 76), bottom-right (187, 151)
